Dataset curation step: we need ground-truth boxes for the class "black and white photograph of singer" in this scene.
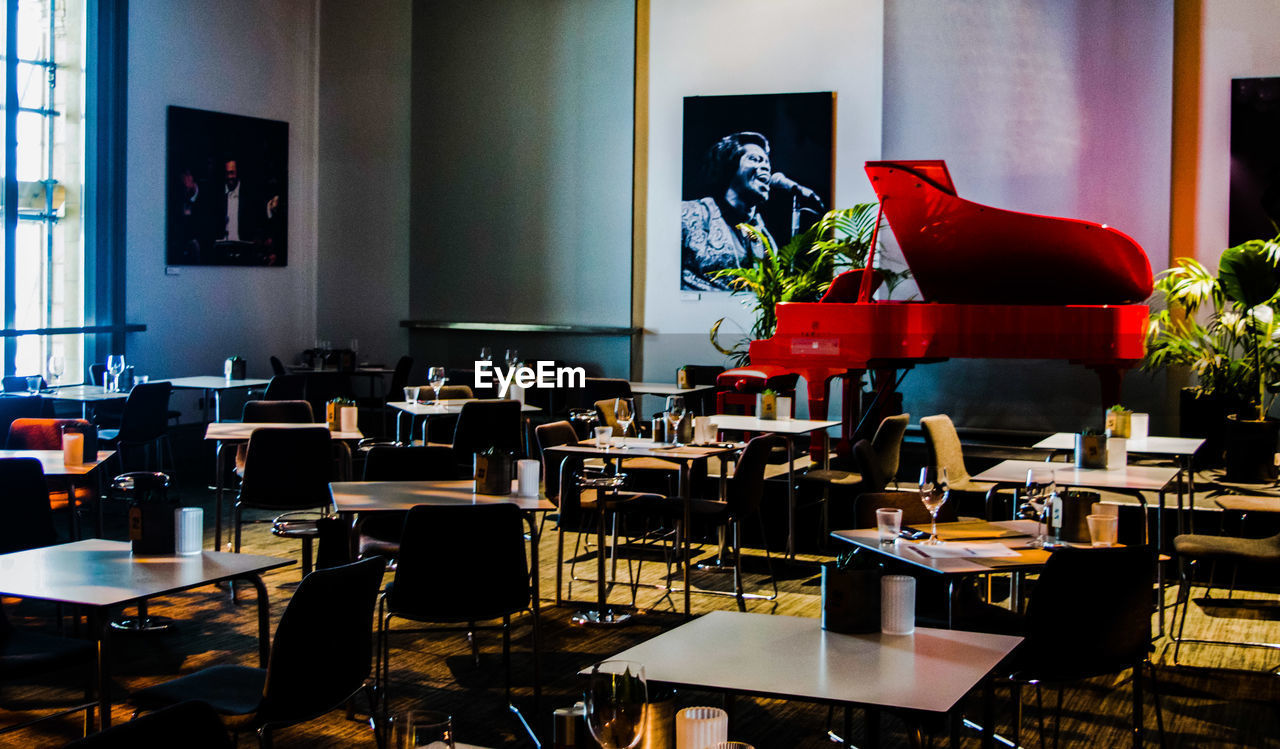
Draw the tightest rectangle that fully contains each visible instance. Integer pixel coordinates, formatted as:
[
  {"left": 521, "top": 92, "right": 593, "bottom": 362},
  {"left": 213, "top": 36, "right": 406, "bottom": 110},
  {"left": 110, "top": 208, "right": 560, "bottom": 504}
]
[{"left": 681, "top": 131, "right": 826, "bottom": 291}]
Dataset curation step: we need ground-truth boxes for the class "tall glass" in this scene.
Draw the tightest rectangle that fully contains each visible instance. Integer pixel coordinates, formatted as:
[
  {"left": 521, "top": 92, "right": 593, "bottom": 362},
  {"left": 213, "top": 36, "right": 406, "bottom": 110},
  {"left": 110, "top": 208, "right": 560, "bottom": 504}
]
[
  {"left": 918, "top": 466, "right": 949, "bottom": 544},
  {"left": 1023, "top": 467, "right": 1055, "bottom": 549},
  {"left": 614, "top": 397, "right": 635, "bottom": 441},
  {"left": 427, "top": 366, "right": 447, "bottom": 405},
  {"left": 664, "top": 395, "right": 685, "bottom": 442},
  {"left": 585, "top": 660, "right": 647, "bottom": 749},
  {"left": 106, "top": 355, "right": 126, "bottom": 392}
]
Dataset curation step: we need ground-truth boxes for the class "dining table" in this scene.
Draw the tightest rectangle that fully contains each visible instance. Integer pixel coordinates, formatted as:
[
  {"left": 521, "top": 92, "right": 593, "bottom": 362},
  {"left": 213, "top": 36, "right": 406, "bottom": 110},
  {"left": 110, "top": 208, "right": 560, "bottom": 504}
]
[
  {"left": 0, "top": 448, "right": 117, "bottom": 537},
  {"left": 158, "top": 376, "right": 271, "bottom": 422},
  {"left": 0, "top": 539, "right": 291, "bottom": 729},
  {"left": 543, "top": 437, "right": 741, "bottom": 619},
  {"left": 388, "top": 398, "right": 540, "bottom": 445},
  {"left": 42, "top": 384, "right": 129, "bottom": 419}
]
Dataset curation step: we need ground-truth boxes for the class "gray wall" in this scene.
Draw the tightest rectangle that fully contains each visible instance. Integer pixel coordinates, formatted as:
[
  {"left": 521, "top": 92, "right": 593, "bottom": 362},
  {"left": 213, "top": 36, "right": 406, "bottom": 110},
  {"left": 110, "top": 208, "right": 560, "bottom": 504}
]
[
  {"left": 408, "top": 0, "right": 636, "bottom": 376},
  {"left": 317, "top": 0, "right": 412, "bottom": 370}
]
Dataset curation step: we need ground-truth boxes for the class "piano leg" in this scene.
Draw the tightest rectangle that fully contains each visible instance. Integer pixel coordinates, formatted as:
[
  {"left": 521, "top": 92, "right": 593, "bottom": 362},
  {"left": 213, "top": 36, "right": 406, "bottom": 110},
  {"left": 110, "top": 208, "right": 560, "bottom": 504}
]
[{"left": 1088, "top": 364, "right": 1129, "bottom": 409}]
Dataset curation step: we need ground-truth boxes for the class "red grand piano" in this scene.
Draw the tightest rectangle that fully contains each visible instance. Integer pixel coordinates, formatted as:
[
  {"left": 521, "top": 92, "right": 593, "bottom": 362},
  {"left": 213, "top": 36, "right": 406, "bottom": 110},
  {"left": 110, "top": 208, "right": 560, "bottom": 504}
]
[{"left": 746, "top": 160, "right": 1153, "bottom": 449}]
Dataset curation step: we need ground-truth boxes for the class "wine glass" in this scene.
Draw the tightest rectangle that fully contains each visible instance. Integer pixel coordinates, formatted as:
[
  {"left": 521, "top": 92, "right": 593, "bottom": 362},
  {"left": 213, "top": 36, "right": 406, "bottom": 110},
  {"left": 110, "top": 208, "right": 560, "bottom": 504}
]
[
  {"left": 918, "top": 466, "right": 949, "bottom": 544},
  {"left": 427, "top": 366, "right": 447, "bottom": 406},
  {"left": 664, "top": 395, "right": 685, "bottom": 442},
  {"left": 47, "top": 355, "right": 64, "bottom": 386},
  {"left": 479, "top": 346, "right": 493, "bottom": 362},
  {"left": 1022, "top": 467, "right": 1055, "bottom": 548},
  {"left": 614, "top": 398, "right": 635, "bottom": 442},
  {"left": 106, "top": 355, "right": 126, "bottom": 393},
  {"left": 504, "top": 348, "right": 520, "bottom": 368},
  {"left": 585, "top": 660, "right": 647, "bottom": 749}
]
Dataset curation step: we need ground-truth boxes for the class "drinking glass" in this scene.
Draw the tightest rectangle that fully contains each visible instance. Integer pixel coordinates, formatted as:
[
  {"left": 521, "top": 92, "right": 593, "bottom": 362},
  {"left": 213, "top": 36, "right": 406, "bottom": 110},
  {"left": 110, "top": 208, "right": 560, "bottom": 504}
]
[
  {"left": 876, "top": 507, "right": 902, "bottom": 545},
  {"left": 585, "top": 660, "right": 647, "bottom": 749},
  {"left": 427, "top": 366, "right": 447, "bottom": 404},
  {"left": 47, "top": 355, "right": 63, "bottom": 386},
  {"left": 614, "top": 398, "right": 635, "bottom": 441},
  {"left": 1022, "top": 467, "right": 1055, "bottom": 549},
  {"left": 26, "top": 376, "right": 41, "bottom": 395},
  {"left": 404, "top": 386, "right": 420, "bottom": 405},
  {"left": 595, "top": 426, "right": 614, "bottom": 449},
  {"left": 917, "top": 466, "right": 949, "bottom": 544},
  {"left": 106, "top": 355, "right": 126, "bottom": 393},
  {"left": 390, "top": 709, "right": 454, "bottom": 749}
]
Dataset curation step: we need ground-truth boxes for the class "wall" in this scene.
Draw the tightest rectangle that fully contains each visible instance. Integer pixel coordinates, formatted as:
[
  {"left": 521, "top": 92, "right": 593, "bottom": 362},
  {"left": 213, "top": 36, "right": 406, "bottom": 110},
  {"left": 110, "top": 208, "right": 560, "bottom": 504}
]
[
  {"left": 639, "top": 0, "right": 885, "bottom": 407},
  {"left": 125, "top": 0, "right": 320, "bottom": 399},
  {"left": 879, "top": 0, "right": 1175, "bottom": 431},
  {"left": 316, "top": 0, "right": 412, "bottom": 371},
  {"left": 407, "top": 0, "right": 636, "bottom": 378}
]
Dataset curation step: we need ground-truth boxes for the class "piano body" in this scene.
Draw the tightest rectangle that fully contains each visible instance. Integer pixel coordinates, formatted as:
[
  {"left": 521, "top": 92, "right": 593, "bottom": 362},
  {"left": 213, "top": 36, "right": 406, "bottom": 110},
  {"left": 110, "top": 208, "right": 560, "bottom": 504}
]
[{"left": 747, "top": 160, "right": 1153, "bottom": 447}]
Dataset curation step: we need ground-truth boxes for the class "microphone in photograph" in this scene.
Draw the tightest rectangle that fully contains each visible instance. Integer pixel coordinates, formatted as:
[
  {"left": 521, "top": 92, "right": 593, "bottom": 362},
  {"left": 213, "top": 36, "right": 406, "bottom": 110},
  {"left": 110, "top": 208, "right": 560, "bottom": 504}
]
[{"left": 769, "top": 171, "right": 825, "bottom": 209}]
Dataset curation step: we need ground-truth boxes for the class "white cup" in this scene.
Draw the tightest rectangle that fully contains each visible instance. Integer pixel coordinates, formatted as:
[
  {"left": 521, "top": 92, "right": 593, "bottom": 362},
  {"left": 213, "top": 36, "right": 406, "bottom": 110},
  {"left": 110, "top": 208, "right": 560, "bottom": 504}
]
[
  {"left": 175, "top": 507, "right": 204, "bottom": 555},
  {"left": 876, "top": 507, "right": 902, "bottom": 545},
  {"left": 404, "top": 386, "right": 420, "bottom": 404},
  {"left": 881, "top": 575, "right": 916, "bottom": 635},
  {"left": 517, "top": 459, "right": 540, "bottom": 497},
  {"left": 1107, "top": 436, "right": 1128, "bottom": 467},
  {"left": 1087, "top": 514, "right": 1119, "bottom": 547},
  {"left": 675, "top": 706, "right": 728, "bottom": 749},
  {"left": 1130, "top": 413, "right": 1150, "bottom": 441},
  {"left": 62, "top": 432, "right": 84, "bottom": 466}
]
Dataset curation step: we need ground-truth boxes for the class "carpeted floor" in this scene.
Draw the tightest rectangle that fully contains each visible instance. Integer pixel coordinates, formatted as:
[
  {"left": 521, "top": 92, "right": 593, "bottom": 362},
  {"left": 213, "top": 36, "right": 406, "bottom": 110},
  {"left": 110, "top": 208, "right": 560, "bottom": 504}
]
[{"left": 5, "top": 476, "right": 1280, "bottom": 748}]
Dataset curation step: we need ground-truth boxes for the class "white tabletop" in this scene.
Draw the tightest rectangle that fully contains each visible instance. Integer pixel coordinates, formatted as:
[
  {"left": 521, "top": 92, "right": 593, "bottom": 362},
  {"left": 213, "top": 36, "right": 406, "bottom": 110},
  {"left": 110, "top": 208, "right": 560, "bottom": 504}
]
[
  {"left": 330, "top": 480, "right": 555, "bottom": 513},
  {"left": 0, "top": 539, "right": 292, "bottom": 607},
  {"left": 0, "top": 449, "right": 116, "bottom": 477},
  {"left": 971, "top": 459, "right": 1179, "bottom": 492},
  {"left": 389, "top": 399, "right": 541, "bottom": 416},
  {"left": 593, "top": 611, "right": 1021, "bottom": 714},
  {"left": 204, "top": 422, "right": 363, "bottom": 441},
  {"left": 546, "top": 437, "right": 740, "bottom": 461},
  {"left": 709, "top": 414, "right": 839, "bottom": 435},
  {"left": 44, "top": 385, "right": 128, "bottom": 402},
  {"left": 832, "top": 519, "right": 1057, "bottom": 575},
  {"left": 1034, "top": 432, "right": 1205, "bottom": 457},
  {"left": 161, "top": 376, "right": 271, "bottom": 391},
  {"left": 627, "top": 381, "right": 716, "bottom": 396}
]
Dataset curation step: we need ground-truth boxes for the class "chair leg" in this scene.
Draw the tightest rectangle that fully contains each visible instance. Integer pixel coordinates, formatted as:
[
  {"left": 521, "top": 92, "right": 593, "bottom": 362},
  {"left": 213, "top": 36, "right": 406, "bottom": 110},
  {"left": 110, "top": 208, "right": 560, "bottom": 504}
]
[
  {"left": 731, "top": 518, "right": 745, "bottom": 612},
  {"left": 233, "top": 502, "right": 244, "bottom": 554},
  {"left": 502, "top": 615, "right": 512, "bottom": 704},
  {"left": 1174, "top": 560, "right": 1195, "bottom": 665},
  {"left": 300, "top": 538, "right": 314, "bottom": 577},
  {"left": 366, "top": 682, "right": 386, "bottom": 749},
  {"left": 1146, "top": 661, "right": 1167, "bottom": 749},
  {"left": 757, "top": 515, "right": 780, "bottom": 602},
  {"left": 257, "top": 726, "right": 273, "bottom": 749},
  {"left": 1035, "top": 683, "right": 1046, "bottom": 749},
  {"left": 1012, "top": 681, "right": 1022, "bottom": 749},
  {"left": 1131, "top": 662, "right": 1145, "bottom": 749},
  {"left": 556, "top": 528, "right": 565, "bottom": 607},
  {"left": 469, "top": 622, "right": 481, "bottom": 666}
]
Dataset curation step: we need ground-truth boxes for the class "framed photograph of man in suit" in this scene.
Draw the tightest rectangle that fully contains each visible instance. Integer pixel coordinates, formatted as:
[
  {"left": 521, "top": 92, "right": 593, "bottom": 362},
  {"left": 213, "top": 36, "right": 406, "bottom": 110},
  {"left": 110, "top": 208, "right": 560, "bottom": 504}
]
[{"left": 166, "top": 105, "right": 289, "bottom": 267}]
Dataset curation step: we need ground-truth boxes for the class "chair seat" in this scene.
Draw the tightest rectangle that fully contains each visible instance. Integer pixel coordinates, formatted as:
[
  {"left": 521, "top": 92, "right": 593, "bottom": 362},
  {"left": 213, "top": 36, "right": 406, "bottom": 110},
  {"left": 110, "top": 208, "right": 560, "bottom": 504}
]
[
  {"left": 618, "top": 457, "right": 681, "bottom": 472},
  {"left": 360, "top": 536, "right": 401, "bottom": 559},
  {"left": 98, "top": 428, "right": 119, "bottom": 442},
  {"left": 130, "top": 664, "right": 266, "bottom": 718},
  {"left": 0, "top": 629, "right": 95, "bottom": 679},
  {"left": 272, "top": 519, "right": 321, "bottom": 539},
  {"left": 1173, "top": 532, "right": 1280, "bottom": 563},
  {"left": 802, "top": 468, "right": 863, "bottom": 487}
]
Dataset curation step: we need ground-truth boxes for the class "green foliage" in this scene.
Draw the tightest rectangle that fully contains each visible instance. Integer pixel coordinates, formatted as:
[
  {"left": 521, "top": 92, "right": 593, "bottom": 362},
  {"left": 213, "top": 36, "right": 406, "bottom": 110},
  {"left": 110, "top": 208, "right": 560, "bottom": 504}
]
[
  {"left": 1108, "top": 404, "right": 1129, "bottom": 413},
  {"left": 1144, "top": 232, "right": 1280, "bottom": 420},
  {"left": 709, "top": 203, "right": 911, "bottom": 365}
]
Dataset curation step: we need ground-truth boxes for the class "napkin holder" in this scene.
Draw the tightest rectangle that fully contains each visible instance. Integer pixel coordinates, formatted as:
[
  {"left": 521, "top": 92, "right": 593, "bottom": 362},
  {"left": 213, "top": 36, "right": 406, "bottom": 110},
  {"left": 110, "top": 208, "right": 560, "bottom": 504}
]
[
  {"left": 116, "top": 473, "right": 177, "bottom": 555},
  {"left": 1057, "top": 490, "right": 1101, "bottom": 544},
  {"left": 1074, "top": 432, "right": 1108, "bottom": 469},
  {"left": 475, "top": 448, "right": 513, "bottom": 495},
  {"left": 821, "top": 560, "right": 881, "bottom": 634},
  {"left": 224, "top": 356, "right": 247, "bottom": 380}
]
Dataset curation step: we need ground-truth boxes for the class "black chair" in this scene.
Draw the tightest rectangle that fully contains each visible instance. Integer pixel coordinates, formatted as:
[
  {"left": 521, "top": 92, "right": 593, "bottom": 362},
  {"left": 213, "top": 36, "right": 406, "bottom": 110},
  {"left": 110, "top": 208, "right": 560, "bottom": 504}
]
[
  {"left": 232, "top": 400, "right": 315, "bottom": 478},
  {"left": 376, "top": 504, "right": 539, "bottom": 720},
  {"left": 1, "top": 375, "right": 44, "bottom": 393},
  {"left": 356, "top": 445, "right": 459, "bottom": 559},
  {"left": 234, "top": 427, "right": 338, "bottom": 576},
  {"left": 4, "top": 423, "right": 95, "bottom": 539},
  {"left": 444, "top": 399, "right": 522, "bottom": 473},
  {"left": 128, "top": 557, "right": 385, "bottom": 749},
  {"left": 0, "top": 457, "right": 58, "bottom": 554},
  {"left": 997, "top": 546, "right": 1164, "bottom": 749},
  {"left": 98, "top": 382, "right": 174, "bottom": 474},
  {"left": 65, "top": 700, "right": 232, "bottom": 749},
  {"left": 0, "top": 394, "right": 51, "bottom": 444},
  {"left": 672, "top": 434, "right": 782, "bottom": 609},
  {"left": 1171, "top": 528, "right": 1280, "bottom": 664},
  {"left": 269, "top": 356, "right": 288, "bottom": 376},
  {"left": 0, "top": 604, "right": 96, "bottom": 738},
  {"left": 412, "top": 384, "right": 474, "bottom": 445},
  {"left": 577, "top": 378, "right": 631, "bottom": 410},
  {"left": 300, "top": 372, "right": 356, "bottom": 426},
  {"left": 679, "top": 364, "right": 724, "bottom": 416},
  {"left": 263, "top": 374, "right": 308, "bottom": 402}
]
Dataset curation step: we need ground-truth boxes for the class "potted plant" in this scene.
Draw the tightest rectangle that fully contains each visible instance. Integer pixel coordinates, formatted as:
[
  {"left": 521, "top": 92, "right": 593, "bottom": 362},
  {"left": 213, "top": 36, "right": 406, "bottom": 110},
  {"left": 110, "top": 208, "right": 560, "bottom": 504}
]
[
  {"left": 1144, "top": 231, "right": 1280, "bottom": 478},
  {"left": 757, "top": 388, "right": 778, "bottom": 420},
  {"left": 1105, "top": 404, "right": 1132, "bottom": 438},
  {"left": 709, "top": 204, "right": 911, "bottom": 366}
]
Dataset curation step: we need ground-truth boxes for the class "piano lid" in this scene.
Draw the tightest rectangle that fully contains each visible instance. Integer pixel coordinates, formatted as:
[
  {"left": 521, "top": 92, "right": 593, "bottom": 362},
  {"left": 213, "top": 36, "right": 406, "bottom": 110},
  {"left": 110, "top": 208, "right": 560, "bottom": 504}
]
[{"left": 865, "top": 160, "right": 1153, "bottom": 306}]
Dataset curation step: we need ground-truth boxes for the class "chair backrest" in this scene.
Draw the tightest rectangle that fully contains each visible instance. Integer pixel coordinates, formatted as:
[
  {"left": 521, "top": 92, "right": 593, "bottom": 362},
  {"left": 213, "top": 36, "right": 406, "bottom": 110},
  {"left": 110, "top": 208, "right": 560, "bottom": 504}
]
[
  {"left": 88, "top": 363, "right": 106, "bottom": 388},
  {"left": 1, "top": 375, "right": 43, "bottom": 393},
  {"left": 433, "top": 384, "right": 474, "bottom": 400},
  {"left": 850, "top": 439, "right": 889, "bottom": 492},
  {"left": 6, "top": 417, "right": 97, "bottom": 455},
  {"left": 269, "top": 355, "right": 288, "bottom": 376},
  {"left": 726, "top": 434, "right": 784, "bottom": 517},
  {"left": 579, "top": 378, "right": 631, "bottom": 409},
  {"left": 301, "top": 372, "right": 355, "bottom": 423},
  {"left": 534, "top": 420, "right": 580, "bottom": 505},
  {"left": 920, "top": 414, "right": 972, "bottom": 484},
  {"left": 0, "top": 396, "right": 51, "bottom": 445},
  {"left": 363, "top": 445, "right": 458, "bottom": 480},
  {"left": 594, "top": 397, "right": 638, "bottom": 437},
  {"left": 452, "top": 399, "right": 522, "bottom": 455},
  {"left": 239, "top": 427, "right": 335, "bottom": 510},
  {"left": 387, "top": 355, "right": 414, "bottom": 396},
  {"left": 242, "top": 399, "right": 314, "bottom": 424},
  {"left": 64, "top": 700, "right": 232, "bottom": 749},
  {"left": 870, "top": 413, "right": 910, "bottom": 482},
  {"left": 256, "top": 556, "right": 385, "bottom": 726},
  {"left": 117, "top": 382, "right": 173, "bottom": 443},
  {"left": 389, "top": 503, "right": 529, "bottom": 621},
  {"left": 853, "top": 490, "right": 958, "bottom": 528},
  {"left": 1021, "top": 546, "right": 1155, "bottom": 679},
  {"left": 264, "top": 374, "right": 308, "bottom": 402},
  {"left": 0, "top": 457, "right": 56, "bottom": 554}
]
